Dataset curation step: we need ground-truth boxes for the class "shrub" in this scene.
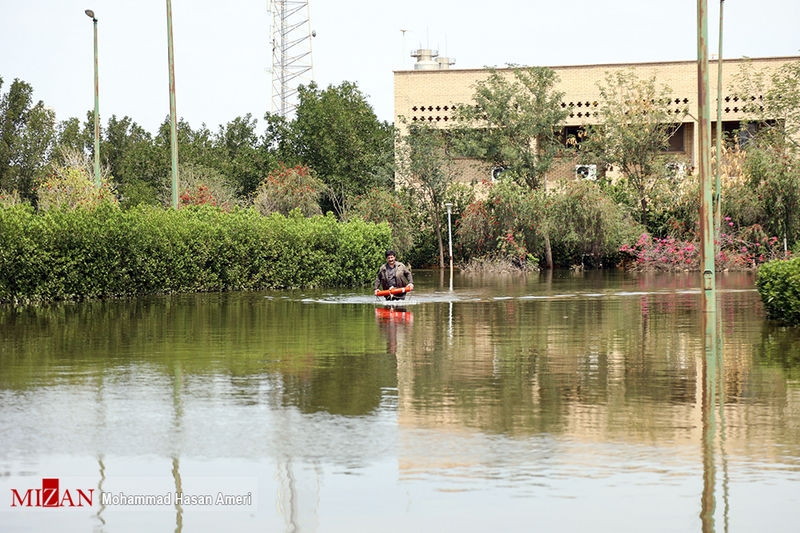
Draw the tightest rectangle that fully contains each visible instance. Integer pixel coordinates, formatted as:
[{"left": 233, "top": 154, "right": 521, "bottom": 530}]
[
  {"left": 546, "top": 179, "right": 642, "bottom": 267},
  {"left": 456, "top": 179, "right": 639, "bottom": 267},
  {"left": 0, "top": 204, "right": 390, "bottom": 303},
  {"left": 36, "top": 165, "right": 118, "bottom": 211},
  {"left": 174, "top": 164, "right": 239, "bottom": 210},
  {"left": 619, "top": 222, "right": 788, "bottom": 271},
  {"left": 0, "top": 189, "right": 24, "bottom": 207},
  {"left": 252, "top": 163, "right": 322, "bottom": 217},
  {"left": 756, "top": 257, "right": 800, "bottom": 325},
  {"left": 455, "top": 180, "right": 540, "bottom": 263}
]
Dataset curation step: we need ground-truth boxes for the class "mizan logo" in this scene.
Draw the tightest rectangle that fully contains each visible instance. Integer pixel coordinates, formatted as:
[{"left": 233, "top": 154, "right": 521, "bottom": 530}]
[{"left": 10, "top": 478, "right": 94, "bottom": 508}]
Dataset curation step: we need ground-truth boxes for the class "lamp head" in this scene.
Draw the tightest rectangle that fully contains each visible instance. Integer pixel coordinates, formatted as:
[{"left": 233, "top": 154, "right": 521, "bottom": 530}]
[{"left": 85, "top": 9, "right": 96, "bottom": 19}]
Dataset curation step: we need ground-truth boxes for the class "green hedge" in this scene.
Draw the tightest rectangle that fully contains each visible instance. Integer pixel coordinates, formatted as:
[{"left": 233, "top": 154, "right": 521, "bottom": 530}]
[
  {"left": 0, "top": 204, "right": 390, "bottom": 303},
  {"left": 756, "top": 256, "right": 800, "bottom": 325}
]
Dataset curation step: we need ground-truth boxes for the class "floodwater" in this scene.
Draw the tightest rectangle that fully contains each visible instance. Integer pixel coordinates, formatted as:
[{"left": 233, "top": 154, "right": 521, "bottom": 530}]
[{"left": 1, "top": 270, "right": 799, "bottom": 532}]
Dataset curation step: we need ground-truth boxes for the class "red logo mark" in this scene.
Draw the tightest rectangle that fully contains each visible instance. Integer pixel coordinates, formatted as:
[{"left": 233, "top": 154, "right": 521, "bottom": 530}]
[{"left": 10, "top": 478, "right": 93, "bottom": 508}]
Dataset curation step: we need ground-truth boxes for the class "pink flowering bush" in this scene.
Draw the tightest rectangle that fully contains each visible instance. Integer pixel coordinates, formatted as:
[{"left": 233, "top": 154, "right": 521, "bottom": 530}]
[{"left": 619, "top": 218, "right": 789, "bottom": 271}]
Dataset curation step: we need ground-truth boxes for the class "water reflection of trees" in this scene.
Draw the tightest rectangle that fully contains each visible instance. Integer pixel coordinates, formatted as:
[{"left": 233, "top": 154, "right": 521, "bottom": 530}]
[
  {"left": 1, "top": 282, "right": 799, "bottom": 443},
  {"left": 394, "top": 290, "right": 800, "bottom": 446},
  {"left": 0, "top": 294, "right": 396, "bottom": 416}
]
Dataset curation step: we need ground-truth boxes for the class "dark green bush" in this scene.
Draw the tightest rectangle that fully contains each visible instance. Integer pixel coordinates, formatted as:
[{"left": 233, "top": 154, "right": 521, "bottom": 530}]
[
  {"left": 756, "top": 257, "right": 800, "bottom": 325},
  {"left": 0, "top": 204, "right": 389, "bottom": 303}
]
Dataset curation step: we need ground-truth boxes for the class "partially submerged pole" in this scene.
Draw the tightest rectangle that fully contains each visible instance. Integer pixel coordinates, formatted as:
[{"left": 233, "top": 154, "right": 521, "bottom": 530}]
[{"left": 698, "top": 0, "right": 716, "bottom": 302}]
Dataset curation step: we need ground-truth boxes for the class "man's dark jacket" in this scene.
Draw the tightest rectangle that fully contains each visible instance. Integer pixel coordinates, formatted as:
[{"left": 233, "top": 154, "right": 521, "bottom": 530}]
[{"left": 374, "top": 261, "right": 413, "bottom": 291}]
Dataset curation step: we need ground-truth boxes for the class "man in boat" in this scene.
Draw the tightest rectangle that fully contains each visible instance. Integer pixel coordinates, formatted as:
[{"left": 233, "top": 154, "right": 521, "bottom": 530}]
[{"left": 374, "top": 250, "right": 414, "bottom": 300}]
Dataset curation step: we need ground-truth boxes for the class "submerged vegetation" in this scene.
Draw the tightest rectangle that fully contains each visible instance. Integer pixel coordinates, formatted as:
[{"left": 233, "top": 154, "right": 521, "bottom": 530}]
[{"left": 0, "top": 202, "right": 388, "bottom": 303}]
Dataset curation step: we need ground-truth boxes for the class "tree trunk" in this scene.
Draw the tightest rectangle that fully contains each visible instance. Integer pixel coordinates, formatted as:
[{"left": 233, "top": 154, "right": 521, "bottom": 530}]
[
  {"left": 434, "top": 213, "right": 445, "bottom": 268},
  {"left": 543, "top": 230, "right": 553, "bottom": 269},
  {"left": 640, "top": 188, "right": 648, "bottom": 227}
]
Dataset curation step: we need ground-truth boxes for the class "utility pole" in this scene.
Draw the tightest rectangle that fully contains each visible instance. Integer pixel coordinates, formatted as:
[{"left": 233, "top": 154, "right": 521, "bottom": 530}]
[
  {"left": 698, "top": 0, "right": 716, "bottom": 304},
  {"left": 714, "top": 0, "right": 725, "bottom": 245},
  {"left": 166, "top": 0, "right": 179, "bottom": 208}
]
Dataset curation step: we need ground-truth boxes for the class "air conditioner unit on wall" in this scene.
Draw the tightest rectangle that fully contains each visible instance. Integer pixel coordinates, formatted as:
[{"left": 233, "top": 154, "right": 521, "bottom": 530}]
[
  {"left": 575, "top": 164, "right": 597, "bottom": 180},
  {"left": 665, "top": 161, "right": 687, "bottom": 179},
  {"left": 491, "top": 166, "right": 506, "bottom": 182}
]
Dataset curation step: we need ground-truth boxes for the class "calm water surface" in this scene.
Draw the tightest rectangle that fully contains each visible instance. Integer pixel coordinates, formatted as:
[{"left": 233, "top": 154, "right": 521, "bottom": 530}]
[{"left": 1, "top": 270, "right": 799, "bottom": 532}]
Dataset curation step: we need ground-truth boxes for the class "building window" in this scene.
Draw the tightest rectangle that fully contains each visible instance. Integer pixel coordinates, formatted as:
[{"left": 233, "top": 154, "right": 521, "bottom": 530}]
[
  {"left": 561, "top": 126, "right": 587, "bottom": 147},
  {"left": 666, "top": 124, "right": 685, "bottom": 152}
]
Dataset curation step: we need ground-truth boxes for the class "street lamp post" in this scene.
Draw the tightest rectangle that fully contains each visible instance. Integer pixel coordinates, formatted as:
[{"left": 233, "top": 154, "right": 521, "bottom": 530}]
[
  {"left": 166, "top": 0, "right": 180, "bottom": 209},
  {"left": 85, "top": 9, "right": 100, "bottom": 185},
  {"left": 445, "top": 202, "right": 453, "bottom": 291}
]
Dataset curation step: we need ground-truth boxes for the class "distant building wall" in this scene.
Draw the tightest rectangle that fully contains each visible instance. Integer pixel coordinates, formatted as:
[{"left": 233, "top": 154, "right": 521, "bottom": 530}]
[{"left": 394, "top": 56, "right": 799, "bottom": 185}]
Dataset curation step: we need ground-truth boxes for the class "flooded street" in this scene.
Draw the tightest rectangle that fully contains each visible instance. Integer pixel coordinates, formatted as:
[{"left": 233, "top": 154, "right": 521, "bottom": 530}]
[{"left": 1, "top": 270, "right": 799, "bottom": 532}]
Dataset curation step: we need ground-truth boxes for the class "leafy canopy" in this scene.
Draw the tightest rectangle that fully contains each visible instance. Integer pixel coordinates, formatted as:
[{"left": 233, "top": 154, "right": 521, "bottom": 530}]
[{"left": 454, "top": 66, "right": 568, "bottom": 189}]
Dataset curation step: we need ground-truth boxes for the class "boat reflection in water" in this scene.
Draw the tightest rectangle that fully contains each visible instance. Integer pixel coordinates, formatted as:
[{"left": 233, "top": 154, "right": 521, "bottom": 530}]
[{"left": 375, "top": 306, "right": 413, "bottom": 356}]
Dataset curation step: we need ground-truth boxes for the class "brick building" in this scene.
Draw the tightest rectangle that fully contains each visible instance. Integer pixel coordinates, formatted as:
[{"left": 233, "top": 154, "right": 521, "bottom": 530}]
[{"left": 394, "top": 52, "right": 799, "bottom": 185}]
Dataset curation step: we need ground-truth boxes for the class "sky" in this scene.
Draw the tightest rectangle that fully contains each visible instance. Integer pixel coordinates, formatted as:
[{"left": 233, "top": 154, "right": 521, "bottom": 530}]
[{"left": 1, "top": 0, "right": 798, "bottom": 135}]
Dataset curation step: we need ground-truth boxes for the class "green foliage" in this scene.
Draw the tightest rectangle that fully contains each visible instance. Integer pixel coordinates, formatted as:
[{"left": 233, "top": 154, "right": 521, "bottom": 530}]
[
  {"left": 583, "top": 70, "right": 687, "bottom": 227},
  {"left": 349, "top": 187, "right": 415, "bottom": 259},
  {"left": 0, "top": 204, "right": 390, "bottom": 302},
  {"left": 117, "top": 179, "right": 160, "bottom": 208},
  {"left": 36, "top": 164, "right": 118, "bottom": 211},
  {"left": 756, "top": 257, "right": 800, "bottom": 325},
  {"left": 456, "top": 178, "right": 640, "bottom": 267},
  {"left": 646, "top": 165, "right": 699, "bottom": 240},
  {"left": 456, "top": 180, "right": 538, "bottom": 261},
  {"left": 0, "top": 77, "right": 57, "bottom": 200},
  {"left": 396, "top": 123, "right": 459, "bottom": 266},
  {"left": 741, "top": 136, "right": 800, "bottom": 246},
  {"left": 252, "top": 163, "right": 323, "bottom": 217},
  {"left": 546, "top": 179, "right": 643, "bottom": 266},
  {"left": 175, "top": 163, "right": 239, "bottom": 210},
  {"left": 0, "top": 188, "right": 23, "bottom": 207},
  {"left": 453, "top": 66, "right": 568, "bottom": 189},
  {"left": 291, "top": 81, "right": 394, "bottom": 215},
  {"left": 215, "top": 114, "right": 275, "bottom": 197}
]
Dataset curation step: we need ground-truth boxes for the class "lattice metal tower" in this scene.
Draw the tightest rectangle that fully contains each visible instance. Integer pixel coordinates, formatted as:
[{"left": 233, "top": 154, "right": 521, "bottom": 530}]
[{"left": 268, "top": 0, "right": 314, "bottom": 117}]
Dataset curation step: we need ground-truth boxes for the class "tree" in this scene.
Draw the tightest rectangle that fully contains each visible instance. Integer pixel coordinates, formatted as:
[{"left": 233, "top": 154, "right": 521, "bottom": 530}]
[
  {"left": 54, "top": 117, "right": 91, "bottom": 159},
  {"left": 731, "top": 59, "right": 800, "bottom": 248},
  {"left": 0, "top": 77, "right": 56, "bottom": 199},
  {"left": 454, "top": 66, "right": 568, "bottom": 190},
  {"left": 291, "top": 81, "right": 393, "bottom": 216},
  {"left": 396, "top": 123, "right": 457, "bottom": 267},
  {"left": 454, "top": 66, "right": 569, "bottom": 267},
  {"left": 733, "top": 58, "right": 800, "bottom": 149},
  {"left": 583, "top": 70, "right": 687, "bottom": 227},
  {"left": 214, "top": 114, "right": 275, "bottom": 197}
]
